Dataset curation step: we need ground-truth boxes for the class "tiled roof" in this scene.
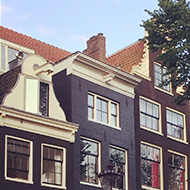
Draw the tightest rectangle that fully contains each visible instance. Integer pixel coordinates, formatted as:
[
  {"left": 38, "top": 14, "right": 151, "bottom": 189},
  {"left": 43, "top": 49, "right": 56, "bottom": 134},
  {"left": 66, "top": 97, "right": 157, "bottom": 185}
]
[
  {"left": 0, "top": 65, "right": 21, "bottom": 105},
  {"left": 106, "top": 40, "right": 145, "bottom": 73},
  {"left": 0, "top": 26, "right": 71, "bottom": 62}
]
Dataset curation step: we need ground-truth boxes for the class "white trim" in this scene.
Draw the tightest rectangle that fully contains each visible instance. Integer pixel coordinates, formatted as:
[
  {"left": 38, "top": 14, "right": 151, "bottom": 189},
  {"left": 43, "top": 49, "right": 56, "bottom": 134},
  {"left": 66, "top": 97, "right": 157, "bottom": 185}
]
[
  {"left": 154, "top": 62, "right": 173, "bottom": 95},
  {"left": 139, "top": 96, "right": 162, "bottom": 135},
  {"left": 80, "top": 137, "right": 101, "bottom": 186},
  {"left": 141, "top": 141, "right": 164, "bottom": 190},
  {"left": 166, "top": 107, "right": 187, "bottom": 143},
  {"left": 41, "top": 143, "right": 66, "bottom": 189},
  {"left": 53, "top": 52, "right": 141, "bottom": 99},
  {"left": 167, "top": 150, "right": 188, "bottom": 190},
  {"left": 109, "top": 145, "right": 128, "bottom": 190},
  {"left": 88, "top": 92, "right": 120, "bottom": 128},
  {"left": 4, "top": 135, "right": 33, "bottom": 184},
  {"left": 0, "top": 105, "right": 78, "bottom": 143}
]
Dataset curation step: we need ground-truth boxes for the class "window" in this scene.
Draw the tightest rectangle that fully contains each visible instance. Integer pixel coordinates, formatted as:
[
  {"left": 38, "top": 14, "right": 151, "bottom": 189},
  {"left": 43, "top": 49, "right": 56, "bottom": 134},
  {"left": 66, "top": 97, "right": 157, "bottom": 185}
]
[
  {"left": 0, "top": 44, "right": 28, "bottom": 71},
  {"left": 5, "top": 136, "right": 33, "bottom": 183},
  {"left": 25, "top": 78, "right": 49, "bottom": 116},
  {"left": 154, "top": 63, "right": 170, "bottom": 92},
  {"left": 41, "top": 144, "right": 66, "bottom": 188},
  {"left": 140, "top": 97, "right": 161, "bottom": 133},
  {"left": 168, "top": 151, "right": 186, "bottom": 190},
  {"left": 166, "top": 108, "right": 185, "bottom": 141},
  {"left": 109, "top": 146, "right": 126, "bottom": 189},
  {"left": 80, "top": 138, "right": 100, "bottom": 184},
  {"left": 141, "top": 143, "right": 161, "bottom": 189},
  {"left": 88, "top": 92, "right": 119, "bottom": 127}
]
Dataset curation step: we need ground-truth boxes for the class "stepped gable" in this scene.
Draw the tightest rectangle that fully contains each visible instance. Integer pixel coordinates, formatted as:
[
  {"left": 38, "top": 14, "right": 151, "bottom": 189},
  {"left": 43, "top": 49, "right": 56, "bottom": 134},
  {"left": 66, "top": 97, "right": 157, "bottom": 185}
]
[
  {"left": 0, "top": 65, "right": 21, "bottom": 105},
  {"left": 0, "top": 26, "right": 71, "bottom": 62},
  {"left": 106, "top": 40, "right": 145, "bottom": 73}
]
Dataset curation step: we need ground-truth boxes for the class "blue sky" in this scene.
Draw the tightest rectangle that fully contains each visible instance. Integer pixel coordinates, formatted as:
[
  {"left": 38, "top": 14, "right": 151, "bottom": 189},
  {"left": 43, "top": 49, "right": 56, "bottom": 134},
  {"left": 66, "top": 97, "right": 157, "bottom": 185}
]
[{"left": 1, "top": 0, "right": 158, "bottom": 55}]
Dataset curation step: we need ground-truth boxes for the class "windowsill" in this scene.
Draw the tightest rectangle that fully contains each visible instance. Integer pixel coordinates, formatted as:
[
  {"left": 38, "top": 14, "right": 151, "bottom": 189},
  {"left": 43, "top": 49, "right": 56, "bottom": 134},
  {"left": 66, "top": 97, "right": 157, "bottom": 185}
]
[
  {"left": 80, "top": 181, "right": 102, "bottom": 188},
  {"left": 140, "top": 126, "right": 163, "bottom": 136},
  {"left": 5, "top": 176, "right": 33, "bottom": 184},
  {"left": 88, "top": 118, "right": 121, "bottom": 130},
  {"left": 154, "top": 86, "right": 173, "bottom": 96},
  {"left": 141, "top": 185, "right": 161, "bottom": 190},
  {"left": 41, "top": 183, "right": 66, "bottom": 189},
  {"left": 167, "top": 135, "right": 188, "bottom": 144}
]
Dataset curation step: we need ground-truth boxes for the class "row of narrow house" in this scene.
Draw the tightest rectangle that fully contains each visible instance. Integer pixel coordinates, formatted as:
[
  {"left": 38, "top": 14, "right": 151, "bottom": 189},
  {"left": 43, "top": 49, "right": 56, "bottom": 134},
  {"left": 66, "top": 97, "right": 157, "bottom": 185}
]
[{"left": 0, "top": 26, "right": 189, "bottom": 190}]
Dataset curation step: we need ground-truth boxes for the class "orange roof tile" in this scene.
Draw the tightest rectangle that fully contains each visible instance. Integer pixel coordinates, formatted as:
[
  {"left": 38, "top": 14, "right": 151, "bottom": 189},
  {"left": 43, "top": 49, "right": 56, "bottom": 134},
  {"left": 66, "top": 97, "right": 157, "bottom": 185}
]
[
  {"left": 0, "top": 26, "right": 71, "bottom": 62},
  {"left": 106, "top": 40, "right": 145, "bottom": 73}
]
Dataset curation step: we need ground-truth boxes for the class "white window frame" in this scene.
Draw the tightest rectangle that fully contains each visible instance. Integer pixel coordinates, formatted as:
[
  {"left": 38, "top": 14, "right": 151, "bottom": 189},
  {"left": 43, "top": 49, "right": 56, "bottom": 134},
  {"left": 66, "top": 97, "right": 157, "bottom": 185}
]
[
  {"left": 25, "top": 76, "right": 49, "bottom": 116},
  {"left": 88, "top": 92, "right": 120, "bottom": 128},
  {"left": 166, "top": 107, "right": 187, "bottom": 143},
  {"left": 141, "top": 141, "right": 163, "bottom": 190},
  {"left": 168, "top": 150, "right": 188, "bottom": 190},
  {"left": 80, "top": 137, "right": 101, "bottom": 188},
  {"left": 109, "top": 145, "right": 128, "bottom": 190},
  {"left": 41, "top": 143, "right": 66, "bottom": 189},
  {"left": 139, "top": 96, "right": 162, "bottom": 135},
  {"left": 4, "top": 135, "right": 33, "bottom": 184},
  {"left": 154, "top": 62, "right": 173, "bottom": 95}
]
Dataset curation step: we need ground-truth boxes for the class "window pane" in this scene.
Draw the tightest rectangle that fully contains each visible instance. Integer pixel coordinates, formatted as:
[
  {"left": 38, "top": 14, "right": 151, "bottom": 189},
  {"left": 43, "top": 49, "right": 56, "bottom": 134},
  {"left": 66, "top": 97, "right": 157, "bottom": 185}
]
[
  {"left": 80, "top": 139, "right": 98, "bottom": 184},
  {"left": 25, "top": 78, "right": 38, "bottom": 113},
  {"left": 141, "top": 144, "right": 160, "bottom": 188},
  {"left": 7, "top": 137, "right": 30, "bottom": 180},
  {"left": 1, "top": 45, "right": 5, "bottom": 70},
  {"left": 88, "top": 94, "right": 94, "bottom": 107},
  {"left": 42, "top": 146, "right": 63, "bottom": 186},
  {"left": 40, "top": 82, "right": 49, "bottom": 116},
  {"left": 8, "top": 47, "right": 17, "bottom": 63}
]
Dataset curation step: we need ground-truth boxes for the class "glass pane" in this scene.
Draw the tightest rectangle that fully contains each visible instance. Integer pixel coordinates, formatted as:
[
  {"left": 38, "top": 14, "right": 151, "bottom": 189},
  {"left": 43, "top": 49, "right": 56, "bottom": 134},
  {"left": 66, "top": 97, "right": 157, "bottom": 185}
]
[
  {"left": 140, "top": 113, "right": 145, "bottom": 126},
  {"left": 49, "top": 148, "right": 55, "bottom": 159},
  {"left": 55, "top": 149, "right": 62, "bottom": 161},
  {"left": 167, "top": 110, "right": 172, "bottom": 123},
  {"left": 55, "top": 162, "right": 61, "bottom": 172},
  {"left": 88, "top": 94, "right": 94, "bottom": 107},
  {"left": 25, "top": 78, "right": 38, "bottom": 113},
  {"left": 146, "top": 116, "right": 151, "bottom": 129},
  {"left": 80, "top": 139, "right": 98, "bottom": 155},
  {"left": 49, "top": 161, "right": 55, "bottom": 172},
  {"left": 140, "top": 99, "right": 146, "bottom": 112},
  {"left": 147, "top": 102, "right": 152, "bottom": 115},
  {"left": 102, "top": 100, "right": 107, "bottom": 112},
  {"left": 153, "top": 104, "right": 158, "bottom": 117},
  {"left": 8, "top": 47, "right": 17, "bottom": 63},
  {"left": 97, "top": 99, "right": 101, "bottom": 110},
  {"left": 43, "top": 147, "right": 48, "bottom": 158},
  {"left": 111, "top": 115, "right": 116, "bottom": 126},
  {"left": 40, "top": 82, "right": 49, "bottom": 116},
  {"left": 152, "top": 118, "right": 158, "bottom": 131},
  {"left": 111, "top": 103, "right": 116, "bottom": 115},
  {"left": 97, "top": 110, "right": 101, "bottom": 122},
  {"left": 102, "top": 112, "right": 107, "bottom": 123},
  {"left": 1, "top": 45, "right": 5, "bottom": 70},
  {"left": 55, "top": 173, "right": 62, "bottom": 185},
  {"left": 88, "top": 107, "right": 93, "bottom": 119}
]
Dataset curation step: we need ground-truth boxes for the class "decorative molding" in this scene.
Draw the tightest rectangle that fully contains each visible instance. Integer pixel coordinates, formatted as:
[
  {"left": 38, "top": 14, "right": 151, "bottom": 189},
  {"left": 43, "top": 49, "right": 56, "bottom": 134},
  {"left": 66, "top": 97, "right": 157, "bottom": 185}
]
[{"left": 0, "top": 105, "right": 78, "bottom": 143}]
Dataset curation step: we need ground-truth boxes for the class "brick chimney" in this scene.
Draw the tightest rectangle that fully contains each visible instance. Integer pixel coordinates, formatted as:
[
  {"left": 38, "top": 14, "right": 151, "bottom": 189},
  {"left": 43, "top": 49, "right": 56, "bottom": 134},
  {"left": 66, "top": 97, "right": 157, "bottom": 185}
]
[{"left": 83, "top": 33, "right": 106, "bottom": 62}]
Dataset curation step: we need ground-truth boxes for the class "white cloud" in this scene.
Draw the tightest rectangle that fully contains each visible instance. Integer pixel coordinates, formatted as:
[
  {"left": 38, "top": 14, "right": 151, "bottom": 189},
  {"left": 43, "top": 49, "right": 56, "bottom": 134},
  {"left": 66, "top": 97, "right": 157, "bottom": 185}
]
[
  {"left": 67, "top": 34, "right": 88, "bottom": 43},
  {"left": 35, "top": 25, "right": 54, "bottom": 36},
  {"left": 0, "top": 5, "right": 12, "bottom": 15}
]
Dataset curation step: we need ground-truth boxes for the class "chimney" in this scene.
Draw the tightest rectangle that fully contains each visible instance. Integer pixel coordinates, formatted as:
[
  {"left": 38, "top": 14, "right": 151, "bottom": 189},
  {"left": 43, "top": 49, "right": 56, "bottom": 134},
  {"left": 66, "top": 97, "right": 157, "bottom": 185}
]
[
  {"left": 83, "top": 33, "right": 106, "bottom": 62},
  {"left": 9, "top": 51, "right": 24, "bottom": 70}
]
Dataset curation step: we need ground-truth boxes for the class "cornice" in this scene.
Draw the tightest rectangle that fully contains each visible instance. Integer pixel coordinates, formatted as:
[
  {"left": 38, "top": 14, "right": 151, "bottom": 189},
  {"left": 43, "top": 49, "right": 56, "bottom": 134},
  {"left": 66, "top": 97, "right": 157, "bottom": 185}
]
[{"left": 0, "top": 105, "right": 78, "bottom": 143}]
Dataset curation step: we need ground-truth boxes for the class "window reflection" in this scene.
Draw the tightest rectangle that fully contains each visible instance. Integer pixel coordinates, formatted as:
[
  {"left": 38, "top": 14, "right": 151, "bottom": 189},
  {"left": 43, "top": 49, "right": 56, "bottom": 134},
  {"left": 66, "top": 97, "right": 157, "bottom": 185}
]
[{"left": 80, "top": 138, "right": 98, "bottom": 184}]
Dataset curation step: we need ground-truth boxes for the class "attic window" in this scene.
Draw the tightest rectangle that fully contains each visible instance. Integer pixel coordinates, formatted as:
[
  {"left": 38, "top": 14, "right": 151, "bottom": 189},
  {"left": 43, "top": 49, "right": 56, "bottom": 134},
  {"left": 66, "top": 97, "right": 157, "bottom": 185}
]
[{"left": 25, "top": 78, "right": 49, "bottom": 116}]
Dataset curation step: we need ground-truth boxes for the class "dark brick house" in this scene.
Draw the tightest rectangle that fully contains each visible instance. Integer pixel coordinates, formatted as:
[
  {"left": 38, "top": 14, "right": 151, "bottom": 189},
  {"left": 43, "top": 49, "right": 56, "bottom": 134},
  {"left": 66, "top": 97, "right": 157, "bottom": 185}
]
[
  {"left": 106, "top": 41, "right": 190, "bottom": 190},
  {"left": 52, "top": 33, "right": 141, "bottom": 190}
]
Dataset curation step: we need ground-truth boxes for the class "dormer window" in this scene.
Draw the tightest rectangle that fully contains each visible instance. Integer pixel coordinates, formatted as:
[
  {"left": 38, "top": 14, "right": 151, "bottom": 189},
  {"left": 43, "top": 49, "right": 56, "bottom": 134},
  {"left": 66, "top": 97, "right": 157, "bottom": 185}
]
[{"left": 25, "top": 78, "right": 49, "bottom": 116}]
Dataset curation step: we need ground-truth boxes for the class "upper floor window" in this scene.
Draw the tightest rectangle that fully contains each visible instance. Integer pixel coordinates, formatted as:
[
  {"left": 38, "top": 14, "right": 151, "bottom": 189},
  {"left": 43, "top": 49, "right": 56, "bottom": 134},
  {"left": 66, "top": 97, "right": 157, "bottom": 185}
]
[
  {"left": 168, "top": 151, "right": 186, "bottom": 190},
  {"left": 88, "top": 92, "right": 119, "bottom": 128},
  {"left": 5, "top": 135, "right": 33, "bottom": 183},
  {"left": 154, "top": 63, "right": 170, "bottom": 92},
  {"left": 80, "top": 137, "right": 100, "bottom": 185},
  {"left": 109, "top": 146, "right": 126, "bottom": 190},
  {"left": 41, "top": 144, "right": 66, "bottom": 188},
  {"left": 166, "top": 108, "right": 185, "bottom": 141},
  {"left": 141, "top": 143, "right": 162, "bottom": 189},
  {"left": 0, "top": 44, "right": 27, "bottom": 71},
  {"left": 25, "top": 78, "right": 49, "bottom": 116},
  {"left": 140, "top": 97, "right": 161, "bottom": 133}
]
